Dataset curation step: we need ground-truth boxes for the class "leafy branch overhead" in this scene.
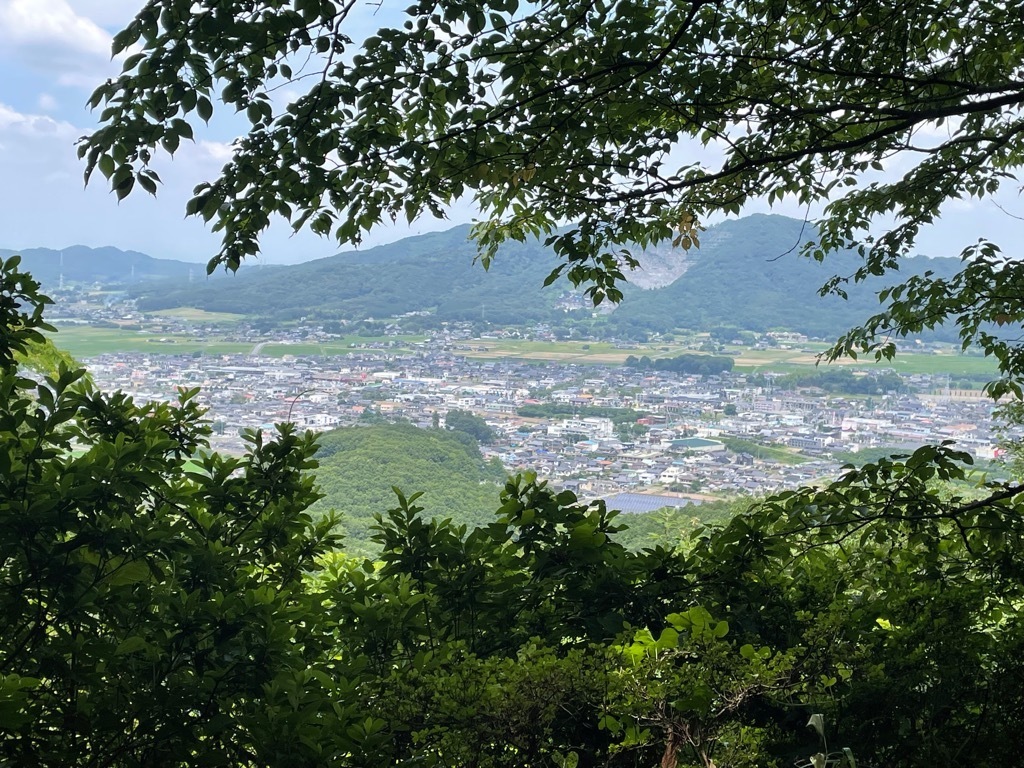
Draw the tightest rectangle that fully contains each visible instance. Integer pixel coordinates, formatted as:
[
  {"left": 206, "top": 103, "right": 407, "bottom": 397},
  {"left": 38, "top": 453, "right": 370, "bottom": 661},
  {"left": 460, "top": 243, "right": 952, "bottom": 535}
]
[{"left": 80, "top": 0, "right": 1024, "bottom": 323}]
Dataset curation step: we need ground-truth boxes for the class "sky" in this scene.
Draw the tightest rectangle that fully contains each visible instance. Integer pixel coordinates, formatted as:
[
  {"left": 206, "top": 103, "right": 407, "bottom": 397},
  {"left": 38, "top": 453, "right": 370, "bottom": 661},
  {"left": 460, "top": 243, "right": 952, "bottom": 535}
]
[
  {"left": 0, "top": 0, "right": 474, "bottom": 265},
  {"left": 1, "top": 0, "right": 1022, "bottom": 267}
]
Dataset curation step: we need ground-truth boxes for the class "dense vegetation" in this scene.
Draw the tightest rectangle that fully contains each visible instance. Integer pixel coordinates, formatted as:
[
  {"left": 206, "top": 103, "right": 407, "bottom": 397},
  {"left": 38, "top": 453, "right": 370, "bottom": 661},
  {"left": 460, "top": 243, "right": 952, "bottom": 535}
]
[
  {"left": 0, "top": 259, "right": 341, "bottom": 765},
  {"left": 444, "top": 408, "right": 497, "bottom": 444},
  {"left": 771, "top": 368, "right": 908, "bottom": 395},
  {"left": 19, "top": 0, "right": 1024, "bottom": 764},
  {"left": 604, "top": 217, "right": 959, "bottom": 340},
  {"left": 9, "top": 257, "right": 1024, "bottom": 766},
  {"left": 624, "top": 352, "right": 735, "bottom": 375},
  {"left": 133, "top": 225, "right": 571, "bottom": 325},
  {"left": 517, "top": 403, "right": 648, "bottom": 426},
  {"left": 311, "top": 423, "right": 505, "bottom": 555},
  {"left": 610, "top": 498, "right": 754, "bottom": 551}
]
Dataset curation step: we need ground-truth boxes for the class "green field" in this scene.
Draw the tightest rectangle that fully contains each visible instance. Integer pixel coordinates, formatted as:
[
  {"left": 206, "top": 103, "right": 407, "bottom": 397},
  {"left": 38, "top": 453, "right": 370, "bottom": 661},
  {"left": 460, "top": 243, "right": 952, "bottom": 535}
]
[
  {"left": 47, "top": 326, "right": 426, "bottom": 359},
  {"left": 718, "top": 436, "right": 810, "bottom": 465},
  {"left": 47, "top": 326, "right": 252, "bottom": 357},
  {"left": 463, "top": 339, "right": 680, "bottom": 363},
  {"left": 463, "top": 338, "right": 1000, "bottom": 377},
  {"left": 728, "top": 344, "right": 999, "bottom": 377},
  {"left": 145, "top": 308, "right": 247, "bottom": 323},
  {"left": 47, "top": 324, "right": 1000, "bottom": 379}
]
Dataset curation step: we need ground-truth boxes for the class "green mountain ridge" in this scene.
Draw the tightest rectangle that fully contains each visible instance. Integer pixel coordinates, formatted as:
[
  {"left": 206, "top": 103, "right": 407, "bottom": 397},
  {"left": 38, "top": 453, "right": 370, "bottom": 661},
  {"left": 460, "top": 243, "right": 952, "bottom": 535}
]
[
  {"left": 21, "top": 215, "right": 965, "bottom": 338},
  {"left": 607, "top": 214, "right": 963, "bottom": 338},
  {"left": 133, "top": 225, "right": 566, "bottom": 324},
  {"left": 132, "top": 215, "right": 964, "bottom": 336}
]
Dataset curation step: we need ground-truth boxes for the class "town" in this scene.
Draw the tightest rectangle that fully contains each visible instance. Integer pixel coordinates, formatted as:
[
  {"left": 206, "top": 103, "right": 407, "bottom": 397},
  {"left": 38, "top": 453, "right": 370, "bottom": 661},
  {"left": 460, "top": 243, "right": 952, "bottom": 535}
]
[{"left": 65, "top": 292, "right": 1006, "bottom": 513}]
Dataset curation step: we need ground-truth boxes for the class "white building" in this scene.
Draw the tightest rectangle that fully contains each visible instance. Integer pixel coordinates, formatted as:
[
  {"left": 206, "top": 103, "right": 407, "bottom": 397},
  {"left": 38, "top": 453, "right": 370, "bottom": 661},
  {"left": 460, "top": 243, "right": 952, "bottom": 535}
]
[{"left": 547, "top": 417, "right": 615, "bottom": 440}]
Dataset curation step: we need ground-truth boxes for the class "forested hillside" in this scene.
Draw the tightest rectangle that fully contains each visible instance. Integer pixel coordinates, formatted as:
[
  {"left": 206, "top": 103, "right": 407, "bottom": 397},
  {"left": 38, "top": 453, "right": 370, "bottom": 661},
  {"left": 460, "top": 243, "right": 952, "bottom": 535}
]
[
  {"left": 311, "top": 423, "right": 506, "bottom": 553},
  {"left": 132, "top": 215, "right": 963, "bottom": 338},
  {"left": 134, "top": 225, "right": 567, "bottom": 324},
  {"left": 16, "top": 0, "right": 1024, "bottom": 763},
  {"left": 8, "top": 254, "right": 1024, "bottom": 767},
  {"left": 606, "top": 215, "right": 962, "bottom": 338}
]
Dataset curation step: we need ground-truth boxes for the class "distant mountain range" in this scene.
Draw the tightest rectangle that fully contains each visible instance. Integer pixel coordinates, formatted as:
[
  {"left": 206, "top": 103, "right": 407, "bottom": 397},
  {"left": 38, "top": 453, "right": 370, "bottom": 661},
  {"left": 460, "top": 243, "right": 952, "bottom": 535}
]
[
  {"left": 6, "top": 215, "right": 966, "bottom": 338},
  {"left": 0, "top": 245, "right": 206, "bottom": 288},
  {"left": 131, "top": 225, "right": 567, "bottom": 326}
]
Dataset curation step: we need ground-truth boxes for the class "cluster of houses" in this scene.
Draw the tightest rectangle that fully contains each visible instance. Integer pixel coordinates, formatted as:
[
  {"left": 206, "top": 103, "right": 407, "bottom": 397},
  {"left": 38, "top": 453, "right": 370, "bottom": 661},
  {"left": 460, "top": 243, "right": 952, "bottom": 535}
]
[{"left": 84, "top": 339, "right": 1006, "bottom": 502}]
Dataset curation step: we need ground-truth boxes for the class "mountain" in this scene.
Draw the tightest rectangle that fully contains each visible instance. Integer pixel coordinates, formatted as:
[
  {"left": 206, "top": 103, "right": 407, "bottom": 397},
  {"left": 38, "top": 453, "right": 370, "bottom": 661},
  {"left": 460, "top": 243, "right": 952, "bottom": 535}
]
[
  {"left": 604, "top": 214, "right": 963, "bottom": 338},
  {"left": 133, "top": 225, "right": 567, "bottom": 324},
  {"left": 124, "top": 214, "right": 964, "bottom": 337},
  {"left": 0, "top": 245, "right": 203, "bottom": 289}
]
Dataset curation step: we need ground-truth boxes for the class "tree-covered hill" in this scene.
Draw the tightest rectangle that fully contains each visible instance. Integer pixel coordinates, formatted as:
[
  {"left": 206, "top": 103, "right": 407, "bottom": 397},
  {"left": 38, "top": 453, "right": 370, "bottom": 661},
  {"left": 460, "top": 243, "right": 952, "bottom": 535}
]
[
  {"left": 132, "top": 215, "right": 963, "bottom": 337},
  {"left": 606, "top": 214, "right": 963, "bottom": 338},
  {"left": 133, "top": 225, "right": 567, "bottom": 324},
  {"left": 310, "top": 422, "right": 506, "bottom": 554}
]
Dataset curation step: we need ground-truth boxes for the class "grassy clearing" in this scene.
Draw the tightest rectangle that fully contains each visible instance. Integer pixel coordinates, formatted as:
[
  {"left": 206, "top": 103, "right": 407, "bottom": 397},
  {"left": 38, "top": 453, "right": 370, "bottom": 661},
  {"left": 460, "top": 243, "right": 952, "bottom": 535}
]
[
  {"left": 718, "top": 436, "right": 810, "bottom": 465},
  {"left": 731, "top": 349, "right": 998, "bottom": 377},
  {"left": 47, "top": 327, "right": 429, "bottom": 359},
  {"left": 463, "top": 338, "right": 999, "bottom": 377},
  {"left": 463, "top": 339, "right": 678, "bottom": 364}
]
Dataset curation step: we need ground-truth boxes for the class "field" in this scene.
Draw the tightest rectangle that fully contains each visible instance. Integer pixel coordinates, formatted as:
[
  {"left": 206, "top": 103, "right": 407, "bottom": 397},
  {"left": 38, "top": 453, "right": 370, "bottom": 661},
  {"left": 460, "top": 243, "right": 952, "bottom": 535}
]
[
  {"left": 49, "top": 323, "right": 1000, "bottom": 379},
  {"left": 48, "top": 326, "right": 252, "bottom": 357},
  {"left": 463, "top": 339, "right": 682, "bottom": 364},
  {"left": 47, "top": 326, "right": 426, "bottom": 359},
  {"left": 145, "top": 308, "right": 247, "bottom": 323},
  {"left": 727, "top": 344, "right": 999, "bottom": 377},
  {"left": 464, "top": 338, "right": 999, "bottom": 377}
]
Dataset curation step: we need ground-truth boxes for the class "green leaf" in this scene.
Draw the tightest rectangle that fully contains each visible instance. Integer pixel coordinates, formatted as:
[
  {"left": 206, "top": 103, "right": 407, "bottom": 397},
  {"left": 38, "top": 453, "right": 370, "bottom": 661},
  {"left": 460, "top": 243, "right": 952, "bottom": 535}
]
[
  {"left": 115, "top": 636, "right": 149, "bottom": 656},
  {"left": 197, "top": 95, "right": 213, "bottom": 123}
]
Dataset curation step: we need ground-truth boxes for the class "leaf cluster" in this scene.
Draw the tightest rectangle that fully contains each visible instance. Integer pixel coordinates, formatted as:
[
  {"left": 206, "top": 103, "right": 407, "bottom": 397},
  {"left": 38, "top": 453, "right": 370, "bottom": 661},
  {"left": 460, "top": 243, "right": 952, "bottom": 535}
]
[{"left": 9, "top": 254, "right": 1024, "bottom": 766}]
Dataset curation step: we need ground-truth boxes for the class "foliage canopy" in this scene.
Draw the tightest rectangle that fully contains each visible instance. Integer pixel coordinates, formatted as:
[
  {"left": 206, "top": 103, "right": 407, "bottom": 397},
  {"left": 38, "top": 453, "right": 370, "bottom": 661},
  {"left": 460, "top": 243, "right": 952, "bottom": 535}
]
[
  {"left": 311, "top": 421, "right": 504, "bottom": 555},
  {"left": 19, "top": 0, "right": 1024, "bottom": 764},
  {"left": 7, "top": 257, "right": 1024, "bottom": 763},
  {"left": 81, "top": 0, "right": 1024, "bottom": 391}
]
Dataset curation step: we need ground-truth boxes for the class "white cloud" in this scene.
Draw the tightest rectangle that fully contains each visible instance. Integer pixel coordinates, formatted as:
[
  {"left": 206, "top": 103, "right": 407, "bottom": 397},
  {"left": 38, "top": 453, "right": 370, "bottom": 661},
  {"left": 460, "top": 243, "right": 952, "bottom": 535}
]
[
  {"left": 198, "top": 140, "right": 234, "bottom": 163},
  {"left": 67, "top": 0, "right": 142, "bottom": 30},
  {"left": 0, "top": 100, "right": 326, "bottom": 264},
  {"left": 37, "top": 93, "right": 59, "bottom": 112},
  {"left": 0, "top": 0, "right": 110, "bottom": 58},
  {"left": 0, "top": 101, "right": 77, "bottom": 140}
]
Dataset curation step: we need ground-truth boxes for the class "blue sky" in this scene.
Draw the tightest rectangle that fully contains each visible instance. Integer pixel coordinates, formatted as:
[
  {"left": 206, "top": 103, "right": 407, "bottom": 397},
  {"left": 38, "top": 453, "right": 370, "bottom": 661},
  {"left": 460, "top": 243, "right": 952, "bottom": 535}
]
[
  {"left": 0, "top": 0, "right": 475, "bottom": 265},
  {"left": 1, "top": 0, "right": 1021, "bottom": 266}
]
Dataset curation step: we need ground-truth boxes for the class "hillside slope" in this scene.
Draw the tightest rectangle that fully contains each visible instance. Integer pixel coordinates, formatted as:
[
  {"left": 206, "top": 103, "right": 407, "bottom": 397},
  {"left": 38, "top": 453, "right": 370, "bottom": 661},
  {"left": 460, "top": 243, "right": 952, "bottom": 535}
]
[
  {"left": 125, "top": 214, "right": 964, "bottom": 337},
  {"left": 608, "top": 214, "right": 962, "bottom": 338},
  {"left": 311, "top": 423, "right": 505, "bottom": 554},
  {"left": 134, "top": 225, "right": 567, "bottom": 324}
]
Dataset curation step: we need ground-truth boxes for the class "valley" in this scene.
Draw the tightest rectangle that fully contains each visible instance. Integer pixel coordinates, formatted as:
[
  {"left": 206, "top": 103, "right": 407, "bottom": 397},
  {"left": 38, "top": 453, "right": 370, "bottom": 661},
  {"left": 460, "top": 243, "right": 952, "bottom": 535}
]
[{"left": 19, "top": 213, "right": 1009, "bottom": 554}]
